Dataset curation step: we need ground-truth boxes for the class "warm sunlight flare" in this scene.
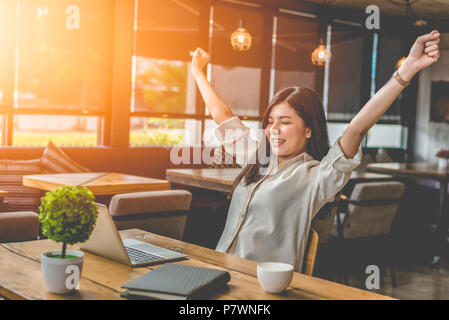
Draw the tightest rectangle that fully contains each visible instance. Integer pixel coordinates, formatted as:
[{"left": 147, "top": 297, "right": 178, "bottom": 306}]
[{"left": 0, "top": 0, "right": 448, "bottom": 306}]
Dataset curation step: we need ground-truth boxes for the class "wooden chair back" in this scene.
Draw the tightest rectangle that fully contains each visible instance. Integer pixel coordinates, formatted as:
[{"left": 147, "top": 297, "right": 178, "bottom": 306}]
[
  {"left": 303, "top": 228, "right": 319, "bottom": 276},
  {"left": 312, "top": 200, "right": 339, "bottom": 243}
]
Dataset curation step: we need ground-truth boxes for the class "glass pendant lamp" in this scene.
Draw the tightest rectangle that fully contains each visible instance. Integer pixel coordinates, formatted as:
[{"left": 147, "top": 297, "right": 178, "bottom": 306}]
[{"left": 231, "top": 19, "right": 252, "bottom": 51}]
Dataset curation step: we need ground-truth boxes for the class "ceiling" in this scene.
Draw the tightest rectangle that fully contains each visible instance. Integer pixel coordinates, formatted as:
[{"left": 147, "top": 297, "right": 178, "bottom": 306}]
[{"left": 302, "top": 0, "right": 449, "bottom": 20}]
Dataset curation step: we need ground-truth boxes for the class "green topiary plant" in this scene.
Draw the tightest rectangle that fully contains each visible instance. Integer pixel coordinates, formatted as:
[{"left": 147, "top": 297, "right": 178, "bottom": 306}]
[{"left": 39, "top": 186, "right": 98, "bottom": 259}]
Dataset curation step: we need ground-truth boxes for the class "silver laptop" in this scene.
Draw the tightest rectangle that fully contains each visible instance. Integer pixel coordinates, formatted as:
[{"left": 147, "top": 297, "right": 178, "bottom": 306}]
[{"left": 80, "top": 204, "right": 187, "bottom": 267}]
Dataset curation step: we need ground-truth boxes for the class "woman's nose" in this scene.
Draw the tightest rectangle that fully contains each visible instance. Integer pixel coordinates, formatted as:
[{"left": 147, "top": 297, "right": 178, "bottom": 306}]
[{"left": 269, "top": 125, "right": 280, "bottom": 137}]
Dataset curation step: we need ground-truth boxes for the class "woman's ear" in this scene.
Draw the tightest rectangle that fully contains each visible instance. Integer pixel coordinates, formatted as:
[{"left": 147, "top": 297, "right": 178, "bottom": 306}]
[{"left": 305, "top": 127, "right": 312, "bottom": 139}]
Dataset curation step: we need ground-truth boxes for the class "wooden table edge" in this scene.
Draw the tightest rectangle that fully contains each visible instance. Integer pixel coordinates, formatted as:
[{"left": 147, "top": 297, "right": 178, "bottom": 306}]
[
  {"left": 23, "top": 174, "right": 171, "bottom": 195},
  {"left": 0, "top": 229, "right": 395, "bottom": 301},
  {"left": 23, "top": 175, "right": 60, "bottom": 191},
  {"left": 166, "top": 169, "right": 236, "bottom": 185},
  {"left": 120, "top": 229, "right": 396, "bottom": 300},
  {"left": 366, "top": 164, "right": 448, "bottom": 180}
]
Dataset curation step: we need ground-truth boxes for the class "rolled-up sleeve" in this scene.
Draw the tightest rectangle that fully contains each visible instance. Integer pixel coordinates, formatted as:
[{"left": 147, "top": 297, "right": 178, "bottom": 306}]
[
  {"left": 214, "top": 116, "right": 259, "bottom": 166},
  {"left": 311, "top": 137, "right": 362, "bottom": 215},
  {"left": 321, "top": 137, "right": 362, "bottom": 173}
]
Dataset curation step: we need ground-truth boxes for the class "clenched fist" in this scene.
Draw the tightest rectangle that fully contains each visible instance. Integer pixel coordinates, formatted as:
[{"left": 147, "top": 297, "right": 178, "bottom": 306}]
[{"left": 190, "top": 48, "right": 210, "bottom": 77}]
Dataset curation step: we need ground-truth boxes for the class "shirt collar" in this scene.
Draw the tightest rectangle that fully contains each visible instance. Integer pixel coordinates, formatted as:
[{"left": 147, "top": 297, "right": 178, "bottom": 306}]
[{"left": 267, "top": 152, "right": 315, "bottom": 174}]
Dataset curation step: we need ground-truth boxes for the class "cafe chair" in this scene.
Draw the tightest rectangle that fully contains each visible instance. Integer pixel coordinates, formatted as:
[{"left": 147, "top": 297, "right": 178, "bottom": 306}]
[
  {"left": 330, "top": 181, "right": 405, "bottom": 287},
  {"left": 303, "top": 228, "right": 319, "bottom": 276},
  {"left": 0, "top": 211, "right": 40, "bottom": 243},
  {"left": 108, "top": 190, "right": 192, "bottom": 241},
  {"left": 309, "top": 199, "right": 340, "bottom": 279},
  {"left": 312, "top": 200, "right": 339, "bottom": 244}
]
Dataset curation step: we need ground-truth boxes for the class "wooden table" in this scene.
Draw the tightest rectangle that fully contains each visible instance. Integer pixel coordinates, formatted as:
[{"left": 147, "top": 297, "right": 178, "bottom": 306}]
[
  {"left": 23, "top": 172, "right": 170, "bottom": 196},
  {"left": 166, "top": 168, "right": 241, "bottom": 193},
  {"left": 367, "top": 162, "right": 449, "bottom": 265},
  {"left": 367, "top": 162, "right": 449, "bottom": 181},
  {"left": 166, "top": 168, "right": 394, "bottom": 194},
  {"left": 0, "top": 229, "right": 394, "bottom": 300}
]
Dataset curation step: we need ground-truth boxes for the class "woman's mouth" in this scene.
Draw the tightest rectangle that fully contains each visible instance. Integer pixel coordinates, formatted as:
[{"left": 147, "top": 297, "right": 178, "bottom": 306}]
[{"left": 270, "top": 138, "right": 286, "bottom": 147}]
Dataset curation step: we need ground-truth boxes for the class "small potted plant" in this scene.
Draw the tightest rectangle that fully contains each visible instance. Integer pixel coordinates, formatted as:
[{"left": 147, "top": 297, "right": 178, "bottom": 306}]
[
  {"left": 39, "top": 185, "right": 98, "bottom": 294},
  {"left": 436, "top": 149, "right": 449, "bottom": 170}
]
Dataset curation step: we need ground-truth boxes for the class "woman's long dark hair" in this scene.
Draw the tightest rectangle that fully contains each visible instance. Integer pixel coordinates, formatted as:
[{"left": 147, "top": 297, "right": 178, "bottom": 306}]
[{"left": 233, "top": 86, "right": 330, "bottom": 189}]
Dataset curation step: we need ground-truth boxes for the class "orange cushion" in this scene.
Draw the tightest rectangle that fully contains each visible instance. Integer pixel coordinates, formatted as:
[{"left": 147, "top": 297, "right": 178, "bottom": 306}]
[
  {"left": 0, "top": 159, "right": 43, "bottom": 212},
  {"left": 41, "top": 141, "right": 90, "bottom": 173}
]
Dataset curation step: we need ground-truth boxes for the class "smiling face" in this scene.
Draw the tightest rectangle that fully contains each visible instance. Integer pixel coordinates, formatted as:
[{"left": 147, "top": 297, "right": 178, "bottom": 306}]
[{"left": 265, "top": 101, "right": 312, "bottom": 163}]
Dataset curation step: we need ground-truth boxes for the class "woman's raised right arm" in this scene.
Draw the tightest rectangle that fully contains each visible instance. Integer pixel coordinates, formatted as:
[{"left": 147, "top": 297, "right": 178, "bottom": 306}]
[{"left": 191, "top": 48, "right": 234, "bottom": 125}]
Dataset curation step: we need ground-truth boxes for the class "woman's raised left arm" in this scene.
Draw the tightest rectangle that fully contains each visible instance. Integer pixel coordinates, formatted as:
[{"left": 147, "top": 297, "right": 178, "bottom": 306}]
[{"left": 339, "top": 30, "right": 441, "bottom": 159}]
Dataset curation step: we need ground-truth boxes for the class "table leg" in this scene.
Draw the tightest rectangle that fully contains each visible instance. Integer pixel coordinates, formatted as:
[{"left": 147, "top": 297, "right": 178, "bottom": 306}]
[{"left": 432, "top": 180, "right": 448, "bottom": 265}]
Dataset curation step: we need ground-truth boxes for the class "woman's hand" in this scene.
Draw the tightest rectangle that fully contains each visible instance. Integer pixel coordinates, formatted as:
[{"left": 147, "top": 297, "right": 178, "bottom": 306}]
[
  {"left": 399, "top": 30, "right": 440, "bottom": 81},
  {"left": 189, "top": 48, "right": 234, "bottom": 124},
  {"left": 190, "top": 48, "right": 210, "bottom": 77}
]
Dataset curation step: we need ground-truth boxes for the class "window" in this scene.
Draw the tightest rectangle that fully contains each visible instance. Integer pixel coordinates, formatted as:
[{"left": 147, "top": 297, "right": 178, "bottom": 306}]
[
  {"left": 366, "top": 124, "right": 406, "bottom": 148},
  {"left": 375, "top": 33, "right": 406, "bottom": 122},
  {"left": 0, "top": 1, "right": 15, "bottom": 108},
  {"left": 130, "top": 117, "right": 201, "bottom": 147},
  {"left": 132, "top": 57, "right": 197, "bottom": 114},
  {"left": 13, "top": 115, "right": 98, "bottom": 147},
  {"left": 273, "top": 11, "right": 319, "bottom": 95},
  {"left": 327, "top": 22, "right": 365, "bottom": 121},
  {"left": 209, "top": 3, "right": 264, "bottom": 117},
  {"left": 131, "top": 0, "right": 202, "bottom": 146},
  {"left": 15, "top": 0, "right": 111, "bottom": 112},
  {"left": 132, "top": 0, "right": 200, "bottom": 114},
  {"left": 0, "top": 1, "right": 414, "bottom": 150},
  {"left": 364, "top": 33, "right": 407, "bottom": 148},
  {"left": 327, "top": 122, "right": 347, "bottom": 145},
  {"left": 324, "top": 24, "right": 409, "bottom": 149},
  {"left": 0, "top": 0, "right": 113, "bottom": 147}
]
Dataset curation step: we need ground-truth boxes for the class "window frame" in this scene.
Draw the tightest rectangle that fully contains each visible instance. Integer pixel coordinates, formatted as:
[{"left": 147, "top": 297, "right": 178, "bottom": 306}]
[
  {"left": 128, "top": 0, "right": 272, "bottom": 147},
  {"left": 0, "top": 0, "right": 114, "bottom": 147},
  {"left": 0, "top": 0, "right": 418, "bottom": 151}
]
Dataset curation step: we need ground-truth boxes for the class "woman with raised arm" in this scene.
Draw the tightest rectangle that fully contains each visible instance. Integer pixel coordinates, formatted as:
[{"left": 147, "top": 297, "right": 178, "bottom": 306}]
[{"left": 190, "top": 31, "right": 440, "bottom": 272}]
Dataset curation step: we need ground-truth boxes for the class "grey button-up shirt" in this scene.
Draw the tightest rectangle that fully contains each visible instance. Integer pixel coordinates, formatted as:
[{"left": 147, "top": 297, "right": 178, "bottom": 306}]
[{"left": 214, "top": 116, "right": 362, "bottom": 272}]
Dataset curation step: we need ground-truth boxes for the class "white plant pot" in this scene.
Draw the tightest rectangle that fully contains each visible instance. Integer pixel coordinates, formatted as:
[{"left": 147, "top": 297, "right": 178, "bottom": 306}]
[
  {"left": 41, "top": 250, "right": 84, "bottom": 294},
  {"left": 438, "top": 158, "right": 448, "bottom": 170}
]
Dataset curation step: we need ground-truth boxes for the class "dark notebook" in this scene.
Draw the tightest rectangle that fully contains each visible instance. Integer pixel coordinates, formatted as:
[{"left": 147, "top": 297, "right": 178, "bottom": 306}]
[{"left": 121, "top": 263, "right": 231, "bottom": 300}]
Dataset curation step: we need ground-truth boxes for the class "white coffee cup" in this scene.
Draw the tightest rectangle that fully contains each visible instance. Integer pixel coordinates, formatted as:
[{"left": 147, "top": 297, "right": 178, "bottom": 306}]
[{"left": 257, "top": 262, "right": 294, "bottom": 293}]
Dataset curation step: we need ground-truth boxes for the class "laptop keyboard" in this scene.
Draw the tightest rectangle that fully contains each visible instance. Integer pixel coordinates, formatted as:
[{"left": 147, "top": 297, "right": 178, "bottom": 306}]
[{"left": 125, "top": 246, "right": 164, "bottom": 264}]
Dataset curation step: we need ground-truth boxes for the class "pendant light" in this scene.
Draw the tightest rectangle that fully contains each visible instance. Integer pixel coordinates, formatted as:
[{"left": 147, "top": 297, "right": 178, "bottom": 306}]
[
  {"left": 231, "top": 19, "right": 252, "bottom": 51},
  {"left": 311, "top": 42, "right": 331, "bottom": 66},
  {"left": 312, "top": 22, "right": 331, "bottom": 66}
]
